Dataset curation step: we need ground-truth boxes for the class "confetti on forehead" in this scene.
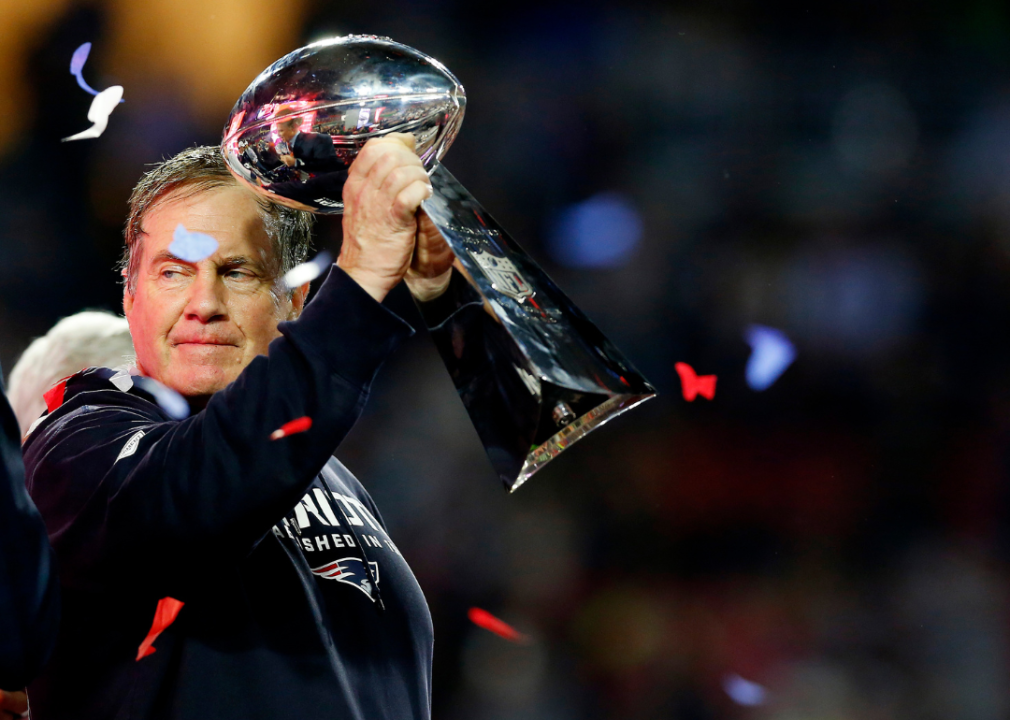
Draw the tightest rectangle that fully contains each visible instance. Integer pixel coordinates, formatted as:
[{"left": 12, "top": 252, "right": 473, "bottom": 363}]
[
  {"left": 467, "top": 607, "right": 530, "bottom": 644},
  {"left": 282, "top": 251, "right": 333, "bottom": 290},
  {"left": 168, "top": 224, "right": 219, "bottom": 263},
  {"left": 744, "top": 324, "right": 796, "bottom": 391},
  {"left": 62, "top": 85, "right": 123, "bottom": 142}
]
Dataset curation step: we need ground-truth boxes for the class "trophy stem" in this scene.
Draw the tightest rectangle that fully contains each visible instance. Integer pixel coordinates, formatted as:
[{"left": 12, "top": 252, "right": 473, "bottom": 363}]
[{"left": 419, "top": 164, "right": 656, "bottom": 491}]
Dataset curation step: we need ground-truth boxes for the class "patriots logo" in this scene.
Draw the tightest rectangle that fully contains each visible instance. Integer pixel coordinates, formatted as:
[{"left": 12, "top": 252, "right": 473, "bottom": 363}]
[{"left": 310, "top": 557, "right": 380, "bottom": 600}]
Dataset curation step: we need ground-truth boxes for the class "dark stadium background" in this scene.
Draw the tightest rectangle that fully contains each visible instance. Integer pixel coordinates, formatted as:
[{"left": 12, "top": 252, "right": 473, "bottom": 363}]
[{"left": 4, "top": 1, "right": 1010, "bottom": 717}]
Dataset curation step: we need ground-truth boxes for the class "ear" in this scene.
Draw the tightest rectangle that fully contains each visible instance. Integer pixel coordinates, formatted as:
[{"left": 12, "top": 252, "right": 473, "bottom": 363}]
[
  {"left": 288, "top": 282, "right": 310, "bottom": 320},
  {"left": 123, "top": 285, "right": 134, "bottom": 318}
]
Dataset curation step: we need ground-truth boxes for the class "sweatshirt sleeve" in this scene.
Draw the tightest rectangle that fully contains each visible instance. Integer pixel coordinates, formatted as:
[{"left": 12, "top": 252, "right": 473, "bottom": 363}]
[
  {"left": 0, "top": 388, "right": 59, "bottom": 689},
  {"left": 24, "top": 266, "right": 412, "bottom": 597}
]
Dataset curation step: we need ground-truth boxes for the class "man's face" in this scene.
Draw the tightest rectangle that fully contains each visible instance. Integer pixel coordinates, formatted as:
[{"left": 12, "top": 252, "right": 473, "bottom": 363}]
[
  {"left": 124, "top": 184, "right": 307, "bottom": 399},
  {"left": 277, "top": 119, "right": 301, "bottom": 144}
]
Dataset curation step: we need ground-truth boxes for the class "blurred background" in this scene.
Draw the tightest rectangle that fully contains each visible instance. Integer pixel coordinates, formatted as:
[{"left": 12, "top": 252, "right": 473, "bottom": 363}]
[{"left": 4, "top": 0, "right": 1010, "bottom": 717}]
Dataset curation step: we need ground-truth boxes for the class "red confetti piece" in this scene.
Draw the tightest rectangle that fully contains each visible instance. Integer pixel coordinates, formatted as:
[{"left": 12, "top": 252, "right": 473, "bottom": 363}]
[
  {"left": 42, "top": 373, "right": 79, "bottom": 413},
  {"left": 675, "top": 362, "right": 717, "bottom": 401},
  {"left": 468, "top": 607, "right": 530, "bottom": 644},
  {"left": 270, "top": 416, "right": 312, "bottom": 440},
  {"left": 136, "top": 597, "right": 184, "bottom": 661},
  {"left": 43, "top": 380, "right": 68, "bottom": 413}
]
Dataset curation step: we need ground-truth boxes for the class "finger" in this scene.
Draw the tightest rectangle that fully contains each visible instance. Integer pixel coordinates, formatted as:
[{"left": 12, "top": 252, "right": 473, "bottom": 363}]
[
  {"left": 415, "top": 210, "right": 446, "bottom": 249},
  {"left": 346, "top": 145, "right": 420, "bottom": 209},
  {"left": 345, "top": 148, "right": 405, "bottom": 211},
  {"left": 366, "top": 144, "right": 423, "bottom": 190},
  {"left": 377, "top": 132, "right": 416, "bottom": 152},
  {"left": 392, "top": 178, "right": 435, "bottom": 223},
  {"left": 350, "top": 134, "right": 418, "bottom": 182},
  {"left": 411, "top": 239, "right": 453, "bottom": 275},
  {"left": 378, "top": 164, "right": 431, "bottom": 201},
  {"left": 345, "top": 163, "right": 427, "bottom": 229}
]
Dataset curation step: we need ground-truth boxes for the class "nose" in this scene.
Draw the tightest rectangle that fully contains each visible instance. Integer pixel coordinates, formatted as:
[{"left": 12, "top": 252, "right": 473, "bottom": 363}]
[{"left": 183, "top": 268, "right": 228, "bottom": 324}]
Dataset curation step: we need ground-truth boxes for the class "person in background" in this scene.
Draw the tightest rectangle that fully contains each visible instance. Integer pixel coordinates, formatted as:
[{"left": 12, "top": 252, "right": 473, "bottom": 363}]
[
  {"left": 0, "top": 311, "right": 128, "bottom": 714},
  {"left": 0, "top": 370, "right": 59, "bottom": 717},
  {"left": 7, "top": 312, "right": 135, "bottom": 436}
]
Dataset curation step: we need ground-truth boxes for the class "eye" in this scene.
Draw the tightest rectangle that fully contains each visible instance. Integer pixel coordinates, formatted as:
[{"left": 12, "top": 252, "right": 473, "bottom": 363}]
[
  {"left": 226, "top": 269, "right": 254, "bottom": 280},
  {"left": 161, "top": 269, "right": 178, "bottom": 279}
]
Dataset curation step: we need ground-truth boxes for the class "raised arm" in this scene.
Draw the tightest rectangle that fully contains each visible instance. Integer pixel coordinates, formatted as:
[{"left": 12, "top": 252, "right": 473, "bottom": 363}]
[{"left": 25, "top": 134, "right": 437, "bottom": 598}]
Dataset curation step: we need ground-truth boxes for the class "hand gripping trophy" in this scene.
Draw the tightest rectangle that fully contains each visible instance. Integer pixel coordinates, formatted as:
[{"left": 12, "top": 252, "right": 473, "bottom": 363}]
[{"left": 222, "top": 35, "right": 656, "bottom": 491}]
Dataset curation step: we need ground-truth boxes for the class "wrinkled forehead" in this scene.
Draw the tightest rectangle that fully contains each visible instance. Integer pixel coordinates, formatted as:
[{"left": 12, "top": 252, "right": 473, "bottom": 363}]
[{"left": 141, "top": 183, "right": 278, "bottom": 266}]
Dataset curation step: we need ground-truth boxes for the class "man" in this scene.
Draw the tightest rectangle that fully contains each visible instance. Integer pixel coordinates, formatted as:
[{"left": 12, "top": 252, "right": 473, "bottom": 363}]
[
  {"left": 8, "top": 311, "right": 135, "bottom": 435},
  {"left": 265, "top": 113, "right": 347, "bottom": 210},
  {"left": 24, "top": 134, "right": 455, "bottom": 719},
  {"left": 275, "top": 114, "right": 340, "bottom": 174},
  {"left": 0, "top": 372, "right": 59, "bottom": 717}
]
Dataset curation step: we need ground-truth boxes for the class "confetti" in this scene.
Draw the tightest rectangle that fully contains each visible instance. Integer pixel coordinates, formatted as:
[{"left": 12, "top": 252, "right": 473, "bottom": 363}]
[
  {"left": 271, "top": 416, "right": 312, "bottom": 440},
  {"left": 168, "top": 224, "right": 219, "bottom": 263},
  {"left": 675, "top": 362, "right": 717, "bottom": 401},
  {"left": 722, "top": 673, "right": 768, "bottom": 706},
  {"left": 70, "top": 42, "right": 100, "bottom": 95},
  {"left": 43, "top": 376, "right": 72, "bottom": 413},
  {"left": 131, "top": 376, "right": 190, "bottom": 420},
  {"left": 282, "top": 251, "right": 333, "bottom": 290},
  {"left": 744, "top": 324, "right": 796, "bottom": 391},
  {"left": 69, "top": 41, "right": 125, "bottom": 103},
  {"left": 467, "top": 607, "right": 530, "bottom": 643},
  {"left": 136, "top": 597, "right": 184, "bottom": 660},
  {"left": 62, "top": 84, "right": 123, "bottom": 142}
]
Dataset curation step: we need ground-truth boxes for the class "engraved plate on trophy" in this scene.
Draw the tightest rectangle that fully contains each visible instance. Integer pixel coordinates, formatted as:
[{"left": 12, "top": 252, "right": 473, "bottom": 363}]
[{"left": 222, "top": 35, "right": 657, "bottom": 491}]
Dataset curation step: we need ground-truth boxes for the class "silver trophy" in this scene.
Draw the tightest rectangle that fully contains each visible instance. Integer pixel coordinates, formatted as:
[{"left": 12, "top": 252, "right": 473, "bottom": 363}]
[{"left": 222, "top": 36, "right": 656, "bottom": 491}]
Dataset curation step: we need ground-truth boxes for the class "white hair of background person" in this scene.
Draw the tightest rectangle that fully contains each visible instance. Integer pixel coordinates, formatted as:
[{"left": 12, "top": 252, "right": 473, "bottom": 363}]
[{"left": 8, "top": 311, "right": 135, "bottom": 436}]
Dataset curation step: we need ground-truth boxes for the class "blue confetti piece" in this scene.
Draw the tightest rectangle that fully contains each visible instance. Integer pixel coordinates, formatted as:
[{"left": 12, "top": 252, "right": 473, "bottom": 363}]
[
  {"left": 131, "top": 376, "right": 190, "bottom": 420},
  {"left": 744, "top": 324, "right": 796, "bottom": 391},
  {"left": 168, "top": 224, "right": 219, "bottom": 263},
  {"left": 722, "top": 673, "right": 768, "bottom": 707},
  {"left": 70, "top": 42, "right": 124, "bottom": 102},
  {"left": 70, "top": 42, "right": 100, "bottom": 96},
  {"left": 70, "top": 42, "right": 90, "bottom": 76}
]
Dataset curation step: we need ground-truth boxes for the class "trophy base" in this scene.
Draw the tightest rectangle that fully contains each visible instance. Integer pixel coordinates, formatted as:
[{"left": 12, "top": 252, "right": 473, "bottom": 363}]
[{"left": 514, "top": 391, "right": 655, "bottom": 493}]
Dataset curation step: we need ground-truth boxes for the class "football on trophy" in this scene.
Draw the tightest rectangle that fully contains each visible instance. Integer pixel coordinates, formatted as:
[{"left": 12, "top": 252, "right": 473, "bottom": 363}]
[{"left": 222, "top": 35, "right": 466, "bottom": 214}]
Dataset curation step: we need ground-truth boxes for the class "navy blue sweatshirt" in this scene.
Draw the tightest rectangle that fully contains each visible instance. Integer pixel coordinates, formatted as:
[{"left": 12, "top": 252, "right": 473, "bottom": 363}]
[
  {"left": 0, "top": 380, "right": 59, "bottom": 690},
  {"left": 23, "top": 267, "right": 434, "bottom": 720}
]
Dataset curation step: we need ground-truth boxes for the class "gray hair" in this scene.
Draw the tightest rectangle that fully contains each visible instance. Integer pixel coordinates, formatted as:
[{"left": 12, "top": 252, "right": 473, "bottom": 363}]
[
  {"left": 120, "top": 145, "right": 314, "bottom": 293},
  {"left": 8, "top": 311, "right": 136, "bottom": 435}
]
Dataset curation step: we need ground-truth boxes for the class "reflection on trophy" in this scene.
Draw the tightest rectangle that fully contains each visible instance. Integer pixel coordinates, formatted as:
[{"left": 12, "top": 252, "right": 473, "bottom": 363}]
[{"left": 222, "top": 35, "right": 656, "bottom": 491}]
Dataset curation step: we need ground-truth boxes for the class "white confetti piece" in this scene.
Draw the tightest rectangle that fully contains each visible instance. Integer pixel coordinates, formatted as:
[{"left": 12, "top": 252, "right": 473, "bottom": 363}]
[
  {"left": 62, "top": 85, "right": 123, "bottom": 142},
  {"left": 282, "top": 251, "right": 333, "bottom": 289},
  {"left": 744, "top": 324, "right": 796, "bottom": 391},
  {"left": 131, "top": 376, "right": 190, "bottom": 420},
  {"left": 168, "top": 224, "right": 219, "bottom": 263}
]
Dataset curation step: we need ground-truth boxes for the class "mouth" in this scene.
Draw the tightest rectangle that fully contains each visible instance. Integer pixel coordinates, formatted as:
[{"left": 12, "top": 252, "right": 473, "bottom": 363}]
[{"left": 171, "top": 341, "right": 239, "bottom": 348}]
